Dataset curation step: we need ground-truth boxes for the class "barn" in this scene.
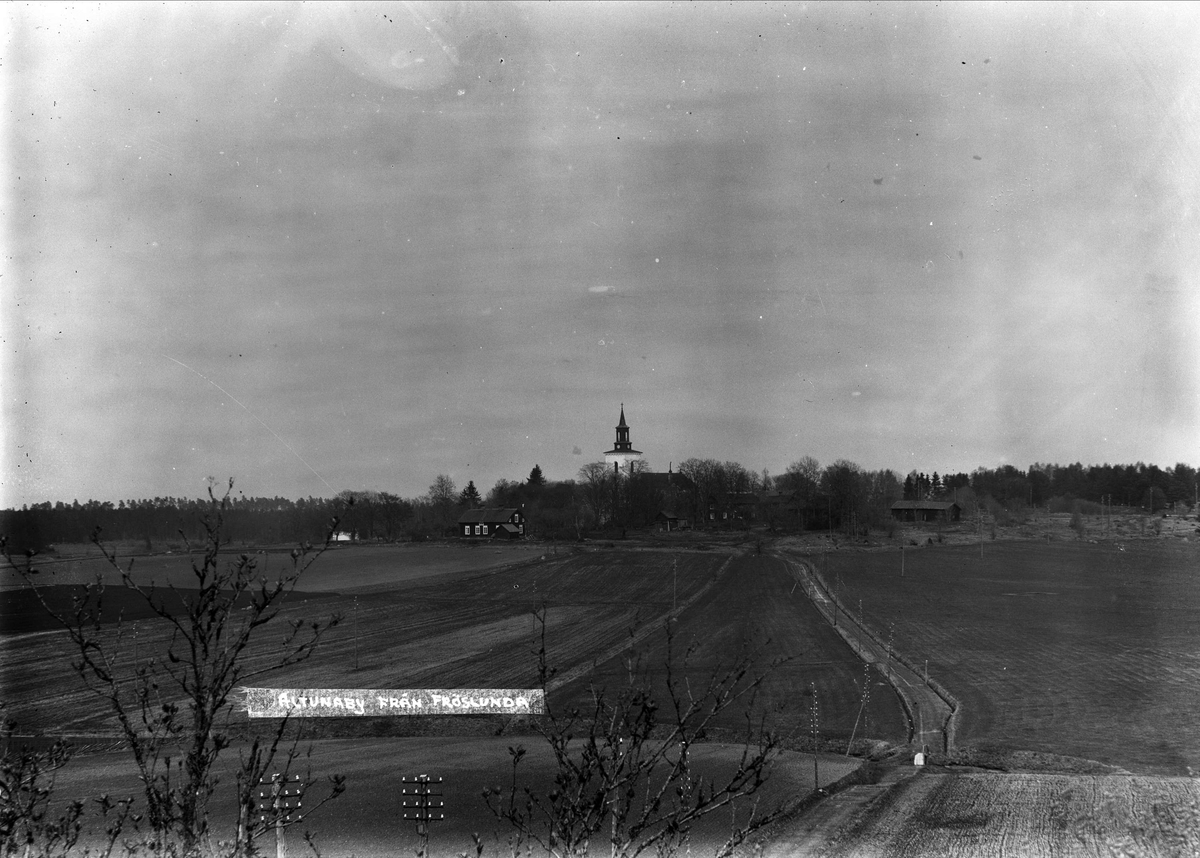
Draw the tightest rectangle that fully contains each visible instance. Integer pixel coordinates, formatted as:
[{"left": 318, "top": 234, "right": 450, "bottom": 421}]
[
  {"left": 890, "top": 500, "right": 962, "bottom": 522},
  {"left": 458, "top": 508, "right": 526, "bottom": 539}
]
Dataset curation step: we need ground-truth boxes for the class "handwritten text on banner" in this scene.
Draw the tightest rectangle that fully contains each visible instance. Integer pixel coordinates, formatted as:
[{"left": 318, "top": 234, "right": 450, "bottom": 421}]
[{"left": 241, "top": 687, "right": 546, "bottom": 718}]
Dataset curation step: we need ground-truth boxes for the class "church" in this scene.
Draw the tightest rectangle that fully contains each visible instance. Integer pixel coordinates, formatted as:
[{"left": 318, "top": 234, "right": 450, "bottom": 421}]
[
  {"left": 601, "top": 405, "right": 695, "bottom": 530},
  {"left": 604, "top": 404, "right": 643, "bottom": 475}
]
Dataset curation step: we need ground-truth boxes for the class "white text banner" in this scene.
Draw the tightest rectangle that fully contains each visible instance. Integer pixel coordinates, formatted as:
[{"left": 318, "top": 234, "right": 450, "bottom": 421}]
[{"left": 242, "top": 687, "right": 545, "bottom": 718}]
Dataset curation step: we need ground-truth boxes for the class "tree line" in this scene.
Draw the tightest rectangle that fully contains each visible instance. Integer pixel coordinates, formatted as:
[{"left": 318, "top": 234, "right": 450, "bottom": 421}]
[
  {"left": 904, "top": 462, "right": 1197, "bottom": 513},
  {"left": 2, "top": 460, "right": 1195, "bottom": 553}
]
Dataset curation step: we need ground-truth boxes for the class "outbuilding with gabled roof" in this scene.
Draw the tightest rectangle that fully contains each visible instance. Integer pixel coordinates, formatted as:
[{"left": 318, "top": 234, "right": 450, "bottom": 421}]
[{"left": 890, "top": 500, "right": 961, "bottom": 522}]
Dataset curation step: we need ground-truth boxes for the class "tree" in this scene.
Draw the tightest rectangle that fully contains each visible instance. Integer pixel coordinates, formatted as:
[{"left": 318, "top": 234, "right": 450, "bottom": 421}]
[
  {"left": 487, "top": 478, "right": 521, "bottom": 508},
  {"left": 577, "top": 462, "right": 614, "bottom": 528},
  {"left": 460, "top": 480, "right": 482, "bottom": 509},
  {"left": 428, "top": 474, "right": 458, "bottom": 508},
  {"left": 4, "top": 482, "right": 345, "bottom": 857},
  {"left": 486, "top": 613, "right": 785, "bottom": 858},
  {"left": 780, "top": 457, "right": 821, "bottom": 506},
  {"left": 527, "top": 464, "right": 546, "bottom": 487},
  {"left": 1, "top": 711, "right": 88, "bottom": 858},
  {"left": 426, "top": 474, "right": 459, "bottom": 531},
  {"left": 822, "top": 460, "right": 864, "bottom": 535}
]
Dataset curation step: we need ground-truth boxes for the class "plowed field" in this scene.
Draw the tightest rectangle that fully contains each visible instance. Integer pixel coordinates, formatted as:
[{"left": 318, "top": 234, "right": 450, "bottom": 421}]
[
  {"left": 816, "top": 540, "right": 1200, "bottom": 774},
  {"left": 820, "top": 772, "right": 1200, "bottom": 857},
  {"left": 1, "top": 547, "right": 905, "bottom": 743}
]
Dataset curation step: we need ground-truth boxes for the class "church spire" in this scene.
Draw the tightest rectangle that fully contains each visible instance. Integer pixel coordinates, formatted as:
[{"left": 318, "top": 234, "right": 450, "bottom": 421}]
[
  {"left": 614, "top": 404, "right": 632, "bottom": 452},
  {"left": 604, "top": 404, "right": 642, "bottom": 473}
]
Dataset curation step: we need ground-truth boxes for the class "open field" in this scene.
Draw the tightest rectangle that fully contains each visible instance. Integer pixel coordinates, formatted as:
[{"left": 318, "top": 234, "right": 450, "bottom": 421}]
[
  {"left": 812, "top": 539, "right": 1200, "bottom": 775},
  {"left": 9, "top": 536, "right": 1200, "bottom": 855},
  {"left": 1, "top": 545, "right": 905, "bottom": 744},
  {"left": 819, "top": 771, "right": 1200, "bottom": 857},
  {"left": 42, "top": 737, "right": 862, "bottom": 858},
  {"left": 0, "top": 541, "right": 543, "bottom": 594},
  {"left": 3, "top": 542, "right": 894, "bottom": 856}
]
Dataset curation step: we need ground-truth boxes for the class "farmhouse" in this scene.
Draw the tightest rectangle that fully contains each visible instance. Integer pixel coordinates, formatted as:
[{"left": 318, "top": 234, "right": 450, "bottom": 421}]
[
  {"left": 890, "top": 500, "right": 962, "bottom": 522},
  {"left": 458, "top": 508, "right": 526, "bottom": 539}
]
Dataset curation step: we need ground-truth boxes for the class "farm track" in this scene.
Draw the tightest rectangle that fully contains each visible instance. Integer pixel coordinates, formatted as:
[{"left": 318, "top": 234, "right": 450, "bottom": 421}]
[
  {"left": 556, "top": 553, "right": 907, "bottom": 742},
  {"left": 778, "top": 552, "right": 955, "bottom": 754},
  {"left": 821, "top": 540, "right": 1200, "bottom": 775}
]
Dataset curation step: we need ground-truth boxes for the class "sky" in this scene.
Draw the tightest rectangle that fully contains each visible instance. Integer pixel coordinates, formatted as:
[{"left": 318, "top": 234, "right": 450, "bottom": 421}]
[{"left": 4, "top": 1, "right": 1199, "bottom": 507}]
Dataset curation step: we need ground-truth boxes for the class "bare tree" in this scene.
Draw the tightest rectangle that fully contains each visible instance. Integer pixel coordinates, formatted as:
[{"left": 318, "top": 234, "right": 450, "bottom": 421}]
[
  {"left": 4, "top": 481, "right": 344, "bottom": 857},
  {"left": 577, "top": 462, "right": 613, "bottom": 528},
  {"left": 487, "top": 613, "right": 785, "bottom": 858},
  {"left": 1, "top": 710, "right": 85, "bottom": 858},
  {"left": 780, "top": 457, "right": 821, "bottom": 505},
  {"left": 426, "top": 474, "right": 459, "bottom": 531}
]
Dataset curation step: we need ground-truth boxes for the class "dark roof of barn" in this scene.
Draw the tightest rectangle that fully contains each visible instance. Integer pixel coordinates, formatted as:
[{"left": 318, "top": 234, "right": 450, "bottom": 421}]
[
  {"left": 637, "top": 471, "right": 696, "bottom": 491},
  {"left": 458, "top": 508, "right": 520, "bottom": 524},
  {"left": 890, "top": 500, "right": 961, "bottom": 510},
  {"left": 760, "top": 490, "right": 808, "bottom": 508}
]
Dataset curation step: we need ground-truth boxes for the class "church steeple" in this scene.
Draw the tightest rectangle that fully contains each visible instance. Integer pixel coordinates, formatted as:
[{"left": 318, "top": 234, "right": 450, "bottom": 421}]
[
  {"left": 604, "top": 403, "right": 643, "bottom": 474},
  {"left": 614, "top": 404, "right": 632, "bottom": 452}
]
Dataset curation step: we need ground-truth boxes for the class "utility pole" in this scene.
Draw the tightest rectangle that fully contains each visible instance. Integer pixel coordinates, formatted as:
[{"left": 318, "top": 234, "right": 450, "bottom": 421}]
[
  {"left": 977, "top": 506, "right": 983, "bottom": 559},
  {"left": 672, "top": 555, "right": 677, "bottom": 613},
  {"left": 401, "top": 775, "right": 445, "bottom": 856},
  {"left": 810, "top": 682, "right": 819, "bottom": 789},
  {"left": 256, "top": 774, "right": 304, "bottom": 858}
]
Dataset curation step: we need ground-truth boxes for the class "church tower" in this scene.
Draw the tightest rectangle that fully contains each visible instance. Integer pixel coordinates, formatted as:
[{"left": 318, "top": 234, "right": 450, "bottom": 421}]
[{"left": 604, "top": 404, "right": 643, "bottom": 475}]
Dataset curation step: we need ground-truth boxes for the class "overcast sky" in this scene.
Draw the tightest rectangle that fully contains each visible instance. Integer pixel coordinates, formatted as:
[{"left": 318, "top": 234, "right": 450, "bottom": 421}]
[{"left": 5, "top": 1, "right": 1198, "bottom": 506}]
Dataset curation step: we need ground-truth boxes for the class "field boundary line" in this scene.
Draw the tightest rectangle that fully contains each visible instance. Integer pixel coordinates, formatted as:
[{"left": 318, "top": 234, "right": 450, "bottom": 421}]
[
  {"left": 544, "top": 556, "right": 733, "bottom": 694},
  {"left": 777, "top": 553, "right": 959, "bottom": 754},
  {"left": 810, "top": 560, "right": 961, "bottom": 751}
]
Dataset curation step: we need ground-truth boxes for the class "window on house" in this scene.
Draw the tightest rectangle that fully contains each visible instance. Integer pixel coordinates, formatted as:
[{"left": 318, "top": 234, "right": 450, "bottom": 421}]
[{"left": 474, "top": 524, "right": 481, "bottom": 535}]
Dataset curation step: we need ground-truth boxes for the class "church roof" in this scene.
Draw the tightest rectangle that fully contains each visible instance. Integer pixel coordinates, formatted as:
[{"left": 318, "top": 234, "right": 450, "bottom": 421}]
[{"left": 617, "top": 404, "right": 628, "bottom": 428}]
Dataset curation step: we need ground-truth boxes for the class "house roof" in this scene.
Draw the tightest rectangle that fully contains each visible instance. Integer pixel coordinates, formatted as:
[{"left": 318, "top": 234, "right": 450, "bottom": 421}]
[
  {"left": 890, "top": 500, "right": 960, "bottom": 511},
  {"left": 760, "top": 491, "right": 806, "bottom": 508},
  {"left": 458, "top": 508, "right": 520, "bottom": 524},
  {"left": 636, "top": 471, "right": 696, "bottom": 492}
]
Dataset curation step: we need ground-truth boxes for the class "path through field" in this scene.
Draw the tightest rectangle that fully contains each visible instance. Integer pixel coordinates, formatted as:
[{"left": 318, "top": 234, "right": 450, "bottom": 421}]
[
  {"left": 778, "top": 553, "right": 954, "bottom": 754},
  {"left": 820, "top": 540, "right": 1200, "bottom": 775}
]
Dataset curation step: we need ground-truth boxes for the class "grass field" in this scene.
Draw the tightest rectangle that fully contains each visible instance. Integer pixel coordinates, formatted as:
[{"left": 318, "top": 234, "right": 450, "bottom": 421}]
[
  {"left": 815, "top": 539, "right": 1200, "bottom": 775},
  {"left": 820, "top": 771, "right": 1200, "bottom": 857}
]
